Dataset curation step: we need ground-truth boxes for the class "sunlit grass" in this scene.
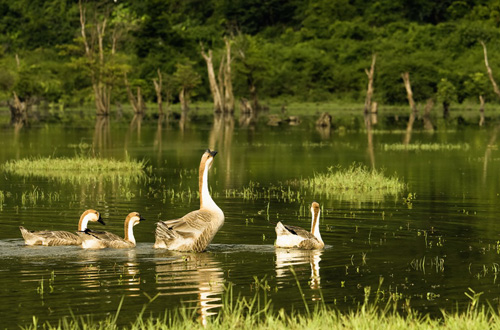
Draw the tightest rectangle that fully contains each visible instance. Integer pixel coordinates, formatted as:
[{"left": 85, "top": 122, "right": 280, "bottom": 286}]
[
  {"left": 20, "top": 283, "right": 500, "bottom": 330},
  {"left": 300, "top": 164, "right": 405, "bottom": 202},
  {"left": 382, "top": 143, "right": 470, "bottom": 151},
  {"left": 2, "top": 156, "right": 147, "bottom": 184},
  {"left": 225, "top": 181, "right": 304, "bottom": 203}
]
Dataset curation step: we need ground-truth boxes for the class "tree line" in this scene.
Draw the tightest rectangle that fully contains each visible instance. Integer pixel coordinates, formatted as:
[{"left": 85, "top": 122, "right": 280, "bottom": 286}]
[{"left": 2, "top": 0, "right": 500, "bottom": 123}]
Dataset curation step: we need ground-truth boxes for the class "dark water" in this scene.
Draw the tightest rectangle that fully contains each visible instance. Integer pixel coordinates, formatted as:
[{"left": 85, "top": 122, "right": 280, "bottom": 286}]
[{"left": 1, "top": 115, "right": 500, "bottom": 327}]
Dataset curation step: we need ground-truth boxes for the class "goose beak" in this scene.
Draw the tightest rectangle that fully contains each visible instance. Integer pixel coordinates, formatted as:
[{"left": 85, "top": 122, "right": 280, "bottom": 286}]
[
  {"left": 139, "top": 215, "right": 146, "bottom": 221},
  {"left": 98, "top": 215, "right": 106, "bottom": 225},
  {"left": 209, "top": 150, "right": 218, "bottom": 157}
]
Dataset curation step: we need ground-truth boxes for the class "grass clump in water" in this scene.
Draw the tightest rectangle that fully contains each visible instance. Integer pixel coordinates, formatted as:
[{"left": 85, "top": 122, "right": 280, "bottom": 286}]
[
  {"left": 2, "top": 156, "right": 147, "bottom": 184},
  {"left": 382, "top": 143, "right": 470, "bottom": 151},
  {"left": 300, "top": 163, "right": 405, "bottom": 202}
]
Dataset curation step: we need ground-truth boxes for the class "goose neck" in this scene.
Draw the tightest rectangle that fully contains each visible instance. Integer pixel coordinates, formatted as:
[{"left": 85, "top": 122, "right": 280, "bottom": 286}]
[
  {"left": 199, "top": 160, "right": 217, "bottom": 210},
  {"left": 78, "top": 214, "right": 90, "bottom": 231},
  {"left": 124, "top": 219, "right": 136, "bottom": 245},
  {"left": 311, "top": 210, "right": 323, "bottom": 242}
]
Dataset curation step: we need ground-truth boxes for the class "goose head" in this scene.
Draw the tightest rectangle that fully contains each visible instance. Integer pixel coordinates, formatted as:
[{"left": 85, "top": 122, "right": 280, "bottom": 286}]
[
  {"left": 125, "top": 212, "right": 146, "bottom": 227},
  {"left": 79, "top": 209, "right": 105, "bottom": 231},
  {"left": 201, "top": 149, "right": 218, "bottom": 171}
]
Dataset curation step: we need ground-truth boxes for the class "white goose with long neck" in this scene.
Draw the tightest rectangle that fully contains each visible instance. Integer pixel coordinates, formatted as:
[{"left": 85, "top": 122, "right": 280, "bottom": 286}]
[
  {"left": 310, "top": 203, "right": 323, "bottom": 244},
  {"left": 199, "top": 155, "right": 222, "bottom": 213}
]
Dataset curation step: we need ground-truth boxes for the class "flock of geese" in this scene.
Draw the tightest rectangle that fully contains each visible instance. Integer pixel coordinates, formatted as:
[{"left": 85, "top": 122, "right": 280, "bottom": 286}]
[{"left": 19, "top": 149, "right": 325, "bottom": 251}]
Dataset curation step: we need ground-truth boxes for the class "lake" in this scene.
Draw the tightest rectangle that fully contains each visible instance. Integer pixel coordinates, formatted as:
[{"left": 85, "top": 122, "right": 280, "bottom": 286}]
[{"left": 0, "top": 113, "right": 499, "bottom": 327}]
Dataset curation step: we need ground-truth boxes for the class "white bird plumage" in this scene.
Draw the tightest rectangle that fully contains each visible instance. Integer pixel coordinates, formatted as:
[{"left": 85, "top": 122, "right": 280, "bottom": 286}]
[
  {"left": 78, "top": 212, "right": 145, "bottom": 249},
  {"left": 275, "top": 202, "right": 324, "bottom": 250},
  {"left": 19, "top": 209, "right": 104, "bottom": 246},
  {"left": 154, "top": 149, "right": 224, "bottom": 252}
]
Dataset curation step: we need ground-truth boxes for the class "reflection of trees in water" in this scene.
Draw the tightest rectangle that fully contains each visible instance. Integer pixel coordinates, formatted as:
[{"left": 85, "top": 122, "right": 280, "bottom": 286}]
[
  {"left": 209, "top": 113, "right": 235, "bottom": 185},
  {"left": 93, "top": 116, "right": 111, "bottom": 151},
  {"left": 364, "top": 113, "right": 375, "bottom": 169},
  {"left": 483, "top": 124, "right": 500, "bottom": 183},
  {"left": 154, "top": 114, "right": 167, "bottom": 166},
  {"left": 154, "top": 251, "right": 224, "bottom": 326},
  {"left": 275, "top": 248, "right": 322, "bottom": 299}
]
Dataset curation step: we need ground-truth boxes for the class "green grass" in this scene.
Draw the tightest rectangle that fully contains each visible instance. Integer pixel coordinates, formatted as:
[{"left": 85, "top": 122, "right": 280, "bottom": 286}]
[
  {"left": 300, "top": 164, "right": 406, "bottom": 202},
  {"left": 382, "top": 143, "right": 470, "bottom": 151},
  {"left": 20, "top": 285, "right": 500, "bottom": 330},
  {"left": 225, "top": 181, "right": 304, "bottom": 203},
  {"left": 2, "top": 156, "right": 147, "bottom": 184}
]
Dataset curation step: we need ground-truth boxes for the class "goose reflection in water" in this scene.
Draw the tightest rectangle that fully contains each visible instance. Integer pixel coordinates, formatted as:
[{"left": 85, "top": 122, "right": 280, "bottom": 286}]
[
  {"left": 154, "top": 251, "right": 224, "bottom": 326},
  {"left": 74, "top": 248, "right": 141, "bottom": 297},
  {"left": 275, "top": 248, "right": 322, "bottom": 300}
]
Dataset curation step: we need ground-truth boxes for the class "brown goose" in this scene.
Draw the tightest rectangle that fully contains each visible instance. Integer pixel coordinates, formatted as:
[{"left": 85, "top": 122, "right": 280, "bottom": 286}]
[
  {"left": 275, "top": 202, "right": 324, "bottom": 250},
  {"left": 19, "top": 209, "right": 104, "bottom": 246},
  {"left": 79, "top": 212, "right": 145, "bottom": 249},
  {"left": 154, "top": 149, "right": 224, "bottom": 252}
]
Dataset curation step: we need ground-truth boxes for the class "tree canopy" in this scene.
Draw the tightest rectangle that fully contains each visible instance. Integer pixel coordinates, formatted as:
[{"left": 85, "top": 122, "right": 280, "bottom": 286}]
[{"left": 2, "top": 0, "right": 500, "bottom": 109}]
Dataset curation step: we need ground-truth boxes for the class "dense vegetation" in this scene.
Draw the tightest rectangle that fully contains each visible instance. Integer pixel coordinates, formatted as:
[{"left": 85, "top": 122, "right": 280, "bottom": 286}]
[{"left": 2, "top": 0, "right": 500, "bottom": 113}]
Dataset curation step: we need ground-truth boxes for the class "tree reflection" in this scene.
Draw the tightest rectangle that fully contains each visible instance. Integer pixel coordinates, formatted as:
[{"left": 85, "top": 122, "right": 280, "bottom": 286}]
[{"left": 93, "top": 116, "right": 111, "bottom": 151}]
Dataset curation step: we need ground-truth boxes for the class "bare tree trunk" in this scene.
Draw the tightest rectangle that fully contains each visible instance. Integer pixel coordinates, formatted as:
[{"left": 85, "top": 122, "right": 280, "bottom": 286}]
[
  {"left": 223, "top": 37, "right": 235, "bottom": 113},
  {"left": 79, "top": 0, "right": 111, "bottom": 116},
  {"left": 480, "top": 41, "right": 500, "bottom": 101},
  {"left": 423, "top": 98, "right": 434, "bottom": 131},
  {"left": 179, "top": 87, "right": 188, "bottom": 113},
  {"left": 153, "top": 68, "right": 163, "bottom": 116},
  {"left": 364, "top": 54, "right": 376, "bottom": 115},
  {"left": 201, "top": 47, "right": 223, "bottom": 113},
  {"left": 124, "top": 73, "right": 146, "bottom": 115},
  {"left": 8, "top": 92, "right": 29, "bottom": 128},
  {"left": 479, "top": 95, "right": 485, "bottom": 127},
  {"left": 402, "top": 72, "right": 418, "bottom": 145}
]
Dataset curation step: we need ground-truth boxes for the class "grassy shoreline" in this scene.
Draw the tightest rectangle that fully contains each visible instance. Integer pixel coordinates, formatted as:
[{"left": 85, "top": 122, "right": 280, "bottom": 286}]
[{"left": 20, "top": 290, "right": 500, "bottom": 330}]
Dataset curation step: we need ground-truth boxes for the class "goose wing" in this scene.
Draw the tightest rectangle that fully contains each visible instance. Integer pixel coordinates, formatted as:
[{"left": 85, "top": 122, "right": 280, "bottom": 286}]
[
  {"left": 81, "top": 229, "right": 124, "bottom": 242},
  {"left": 158, "top": 209, "right": 213, "bottom": 239},
  {"left": 20, "top": 227, "right": 80, "bottom": 245},
  {"left": 279, "top": 223, "right": 316, "bottom": 240}
]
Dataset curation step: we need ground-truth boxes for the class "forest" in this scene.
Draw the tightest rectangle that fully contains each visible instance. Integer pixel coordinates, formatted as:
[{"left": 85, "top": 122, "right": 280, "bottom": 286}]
[{"left": 2, "top": 0, "right": 500, "bottom": 117}]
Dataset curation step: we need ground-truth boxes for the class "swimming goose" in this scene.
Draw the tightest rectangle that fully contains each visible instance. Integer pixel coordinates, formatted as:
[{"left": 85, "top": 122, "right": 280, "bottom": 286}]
[
  {"left": 154, "top": 149, "right": 224, "bottom": 252},
  {"left": 275, "top": 202, "right": 324, "bottom": 249},
  {"left": 19, "top": 209, "right": 104, "bottom": 246},
  {"left": 78, "top": 212, "right": 145, "bottom": 249}
]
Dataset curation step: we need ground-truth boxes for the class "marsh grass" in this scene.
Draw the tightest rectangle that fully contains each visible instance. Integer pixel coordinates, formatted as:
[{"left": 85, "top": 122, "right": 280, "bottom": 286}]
[
  {"left": 382, "top": 143, "right": 470, "bottom": 151},
  {"left": 21, "top": 282, "right": 500, "bottom": 330},
  {"left": 225, "top": 181, "right": 304, "bottom": 203},
  {"left": 2, "top": 156, "right": 147, "bottom": 184},
  {"left": 299, "top": 164, "right": 405, "bottom": 202}
]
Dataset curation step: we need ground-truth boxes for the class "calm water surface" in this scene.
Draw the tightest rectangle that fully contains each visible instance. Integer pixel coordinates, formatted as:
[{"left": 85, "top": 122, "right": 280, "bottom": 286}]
[{"left": 1, "top": 115, "right": 500, "bottom": 327}]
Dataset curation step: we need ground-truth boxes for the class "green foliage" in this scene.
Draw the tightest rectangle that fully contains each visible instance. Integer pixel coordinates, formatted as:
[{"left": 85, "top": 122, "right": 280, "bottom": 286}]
[
  {"left": 437, "top": 78, "right": 457, "bottom": 107},
  {"left": 2, "top": 0, "right": 500, "bottom": 109}
]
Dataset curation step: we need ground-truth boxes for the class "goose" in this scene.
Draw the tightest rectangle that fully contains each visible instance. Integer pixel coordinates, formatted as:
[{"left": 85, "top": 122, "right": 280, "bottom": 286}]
[
  {"left": 19, "top": 209, "right": 104, "bottom": 246},
  {"left": 78, "top": 212, "right": 145, "bottom": 249},
  {"left": 154, "top": 149, "right": 224, "bottom": 252},
  {"left": 275, "top": 202, "right": 324, "bottom": 249}
]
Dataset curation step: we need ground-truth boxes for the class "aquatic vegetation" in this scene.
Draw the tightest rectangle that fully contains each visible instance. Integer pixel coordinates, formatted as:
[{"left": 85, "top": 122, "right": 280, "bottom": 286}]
[
  {"left": 2, "top": 156, "right": 147, "bottom": 184},
  {"left": 299, "top": 164, "right": 405, "bottom": 202},
  {"left": 382, "top": 143, "right": 470, "bottom": 151},
  {"left": 21, "top": 282, "right": 500, "bottom": 330},
  {"left": 225, "top": 181, "right": 304, "bottom": 203}
]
